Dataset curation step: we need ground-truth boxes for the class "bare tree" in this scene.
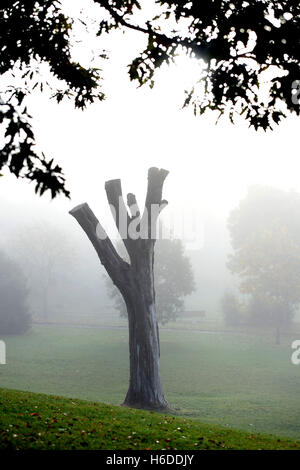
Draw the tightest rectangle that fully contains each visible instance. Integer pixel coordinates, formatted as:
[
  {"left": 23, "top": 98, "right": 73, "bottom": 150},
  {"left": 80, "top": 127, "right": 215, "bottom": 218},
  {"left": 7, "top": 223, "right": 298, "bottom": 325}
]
[{"left": 70, "top": 167, "right": 169, "bottom": 410}]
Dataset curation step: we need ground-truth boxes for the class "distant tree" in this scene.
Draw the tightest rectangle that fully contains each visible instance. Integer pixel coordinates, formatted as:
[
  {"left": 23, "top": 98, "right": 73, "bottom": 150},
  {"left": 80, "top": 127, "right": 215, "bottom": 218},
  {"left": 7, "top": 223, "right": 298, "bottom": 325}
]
[
  {"left": 227, "top": 185, "right": 300, "bottom": 343},
  {"left": 0, "top": 250, "right": 31, "bottom": 335},
  {"left": 107, "top": 238, "right": 195, "bottom": 325},
  {"left": 1, "top": 1, "right": 299, "bottom": 196},
  {"left": 246, "top": 293, "right": 282, "bottom": 328},
  {"left": 221, "top": 290, "right": 242, "bottom": 326},
  {"left": 9, "top": 222, "right": 74, "bottom": 319}
]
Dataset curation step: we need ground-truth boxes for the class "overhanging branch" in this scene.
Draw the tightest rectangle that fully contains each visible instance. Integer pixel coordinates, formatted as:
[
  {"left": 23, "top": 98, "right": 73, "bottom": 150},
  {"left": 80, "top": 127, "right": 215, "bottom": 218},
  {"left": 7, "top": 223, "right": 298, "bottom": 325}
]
[{"left": 97, "top": 1, "right": 209, "bottom": 57}]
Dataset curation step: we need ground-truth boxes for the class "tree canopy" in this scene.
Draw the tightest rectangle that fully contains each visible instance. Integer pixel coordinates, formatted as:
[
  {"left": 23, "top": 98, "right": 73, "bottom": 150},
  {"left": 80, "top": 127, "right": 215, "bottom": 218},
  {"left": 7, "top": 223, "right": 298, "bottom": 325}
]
[
  {"left": 1, "top": 0, "right": 299, "bottom": 197},
  {"left": 0, "top": 0, "right": 104, "bottom": 197}
]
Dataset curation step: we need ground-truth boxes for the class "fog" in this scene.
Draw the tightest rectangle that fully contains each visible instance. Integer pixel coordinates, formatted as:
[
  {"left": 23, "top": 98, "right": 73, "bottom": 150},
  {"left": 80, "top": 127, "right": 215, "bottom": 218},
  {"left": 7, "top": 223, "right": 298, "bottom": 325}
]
[
  {"left": 1, "top": 46, "right": 298, "bottom": 322},
  {"left": 1, "top": 0, "right": 300, "bottom": 442}
]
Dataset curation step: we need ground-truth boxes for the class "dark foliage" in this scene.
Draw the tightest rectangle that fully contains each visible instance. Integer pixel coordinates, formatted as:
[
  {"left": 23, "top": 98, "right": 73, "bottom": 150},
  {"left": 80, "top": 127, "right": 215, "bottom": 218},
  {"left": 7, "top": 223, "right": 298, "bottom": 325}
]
[
  {"left": 1, "top": 1, "right": 299, "bottom": 197},
  {"left": 98, "top": 0, "right": 300, "bottom": 129},
  {"left": 0, "top": 0, "right": 104, "bottom": 197}
]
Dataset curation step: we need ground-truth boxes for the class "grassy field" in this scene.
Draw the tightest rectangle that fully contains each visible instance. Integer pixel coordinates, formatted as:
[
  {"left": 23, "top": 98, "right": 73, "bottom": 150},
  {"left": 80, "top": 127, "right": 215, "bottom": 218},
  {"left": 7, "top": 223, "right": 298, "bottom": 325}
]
[
  {"left": 1, "top": 325, "right": 300, "bottom": 440},
  {"left": 0, "top": 388, "right": 300, "bottom": 450},
  {"left": 33, "top": 309, "right": 300, "bottom": 335}
]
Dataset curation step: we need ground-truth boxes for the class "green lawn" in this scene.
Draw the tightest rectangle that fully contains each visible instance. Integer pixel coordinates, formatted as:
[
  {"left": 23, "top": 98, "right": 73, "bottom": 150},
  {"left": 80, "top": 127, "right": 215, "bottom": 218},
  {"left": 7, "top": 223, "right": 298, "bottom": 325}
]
[
  {"left": 1, "top": 325, "right": 300, "bottom": 439},
  {"left": 0, "top": 388, "right": 299, "bottom": 450}
]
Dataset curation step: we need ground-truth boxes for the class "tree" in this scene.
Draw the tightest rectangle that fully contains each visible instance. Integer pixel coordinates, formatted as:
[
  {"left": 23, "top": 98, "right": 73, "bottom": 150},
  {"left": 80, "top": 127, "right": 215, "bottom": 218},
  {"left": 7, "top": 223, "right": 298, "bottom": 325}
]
[
  {"left": 0, "top": 250, "right": 31, "bottom": 335},
  {"left": 227, "top": 185, "right": 300, "bottom": 343},
  {"left": 70, "top": 167, "right": 169, "bottom": 410},
  {"left": 246, "top": 293, "right": 279, "bottom": 327},
  {"left": 8, "top": 222, "right": 74, "bottom": 319},
  {"left": 107, "top": 238, "right": 195, "bottom": 325},
  {"left": 1, "top": 1, "right": 299, "bottom": 196}
]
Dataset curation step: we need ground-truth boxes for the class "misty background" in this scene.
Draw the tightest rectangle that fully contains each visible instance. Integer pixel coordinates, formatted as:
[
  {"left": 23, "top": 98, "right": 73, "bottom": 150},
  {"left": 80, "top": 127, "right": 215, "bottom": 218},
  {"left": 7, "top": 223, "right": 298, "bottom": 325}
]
[{"left": 0, "top": 0, "right": 299, "bottom": 327}]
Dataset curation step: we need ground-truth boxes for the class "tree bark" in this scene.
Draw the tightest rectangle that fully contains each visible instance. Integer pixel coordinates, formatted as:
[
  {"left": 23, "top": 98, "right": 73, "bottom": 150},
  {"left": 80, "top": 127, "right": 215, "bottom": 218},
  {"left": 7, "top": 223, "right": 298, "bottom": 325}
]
[{"left": 69, "top": 167, "right": 169, "bottom": 410}]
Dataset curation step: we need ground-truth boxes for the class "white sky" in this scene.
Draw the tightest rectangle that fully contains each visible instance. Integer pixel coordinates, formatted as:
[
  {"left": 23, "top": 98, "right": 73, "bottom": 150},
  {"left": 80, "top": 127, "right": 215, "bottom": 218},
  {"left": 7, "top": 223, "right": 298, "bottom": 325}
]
[{"left": 0, "top": 0, "right": 299, "bottom": 247}]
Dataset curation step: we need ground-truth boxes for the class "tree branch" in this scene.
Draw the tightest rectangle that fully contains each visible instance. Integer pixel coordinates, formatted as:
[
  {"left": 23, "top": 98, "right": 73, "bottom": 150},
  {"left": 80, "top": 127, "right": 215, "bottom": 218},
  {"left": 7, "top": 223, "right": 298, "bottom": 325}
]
[
  {"left": 142, "top": 167, "right": 169, "bottom": 241},
  {"left": 145, "top": 167, "right": 169, "bottom": 209},
  {"left": 105, "top": 178, "right": 133, "bottom": 247},
  {"left": 97, "top": 1, "right": 209, "bottom": 57},
  {"left": 69, "top": 203, "right": 130, "bottom": 287}
]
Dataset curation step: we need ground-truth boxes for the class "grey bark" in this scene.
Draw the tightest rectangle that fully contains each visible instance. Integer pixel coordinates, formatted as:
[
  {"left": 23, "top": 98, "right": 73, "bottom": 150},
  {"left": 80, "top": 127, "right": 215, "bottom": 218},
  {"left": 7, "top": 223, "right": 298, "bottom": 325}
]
[{"left": 69, "top": 167, "right": 169, "bottom": 410}]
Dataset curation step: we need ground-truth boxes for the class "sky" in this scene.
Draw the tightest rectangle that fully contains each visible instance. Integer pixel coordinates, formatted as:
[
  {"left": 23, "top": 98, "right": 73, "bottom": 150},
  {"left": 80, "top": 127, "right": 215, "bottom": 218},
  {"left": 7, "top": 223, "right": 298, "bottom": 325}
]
[{"left": 0, "top": 0, "right": 299, "bottom": 250}]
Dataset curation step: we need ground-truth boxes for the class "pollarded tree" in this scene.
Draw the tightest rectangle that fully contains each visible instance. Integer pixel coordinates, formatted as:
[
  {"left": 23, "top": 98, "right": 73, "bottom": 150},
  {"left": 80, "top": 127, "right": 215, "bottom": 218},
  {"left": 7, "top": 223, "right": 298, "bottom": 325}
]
[
  {"left": 227, "top": 185, "right": 300, "bottom": 343},
  {"left": 107, "top": 238, "right": 195, "bottom": 325},
  {"left": 1, "top": 1, "right": 300, "bottom": 197},
  {"left": 70, "top": 167, "right": 169, "bottom": 410}
]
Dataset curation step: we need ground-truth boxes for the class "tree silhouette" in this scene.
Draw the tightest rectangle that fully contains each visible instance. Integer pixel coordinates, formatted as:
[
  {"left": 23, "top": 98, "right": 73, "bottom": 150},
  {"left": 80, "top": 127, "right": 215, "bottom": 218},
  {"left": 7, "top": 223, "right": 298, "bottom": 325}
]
[
  {"left": 99, "top": 0, "right": 300, "bottom": 129},
  {"left": 0, "top": 0, "right": 104, "bottom": 197}
]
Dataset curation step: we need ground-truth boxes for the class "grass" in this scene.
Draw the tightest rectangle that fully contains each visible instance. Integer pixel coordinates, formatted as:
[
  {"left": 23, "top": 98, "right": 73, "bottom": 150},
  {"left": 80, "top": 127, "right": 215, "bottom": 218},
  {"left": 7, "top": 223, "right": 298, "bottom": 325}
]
[
  {"left": 1, "top": 388, "right": 300, "bottom": 450},
  {"left": 1, "top": 325, "right": 300, "bottom": 440},
  {"left": 34, "top": 310, "right": 300, "bottom": 336}
]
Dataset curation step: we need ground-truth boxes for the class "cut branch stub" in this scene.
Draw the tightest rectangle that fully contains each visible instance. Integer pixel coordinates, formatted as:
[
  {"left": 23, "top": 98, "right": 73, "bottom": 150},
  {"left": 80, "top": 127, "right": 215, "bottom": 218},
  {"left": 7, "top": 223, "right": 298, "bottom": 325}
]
[
  {"left": 127, "top": 193, "right": 140, "bottom": 219},
  {"left": 105, "top": 168, "right": 169, "bottom": 256},
  {"left": 104, "top": 178, "right": 137, "bottom": 256},
  {"left": 105, "top": 179, "right": 130, "bottom": 239},
  {"left": 145, "top": 167, "right": 169, "bottom": 207},
  {"left": 142, "top": 167, "right": 169, "bottom": 241}
]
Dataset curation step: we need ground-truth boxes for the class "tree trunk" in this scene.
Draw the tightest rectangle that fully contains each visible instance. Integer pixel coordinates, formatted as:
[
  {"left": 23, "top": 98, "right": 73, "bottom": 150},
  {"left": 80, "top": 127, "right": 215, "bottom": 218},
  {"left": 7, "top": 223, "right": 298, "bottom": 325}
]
[
  {"left": 121, "top": 248, "right": 167, "bottom": 409},
  {"left": 69, "top": 167, "right": 169, "bottom": 411}
]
